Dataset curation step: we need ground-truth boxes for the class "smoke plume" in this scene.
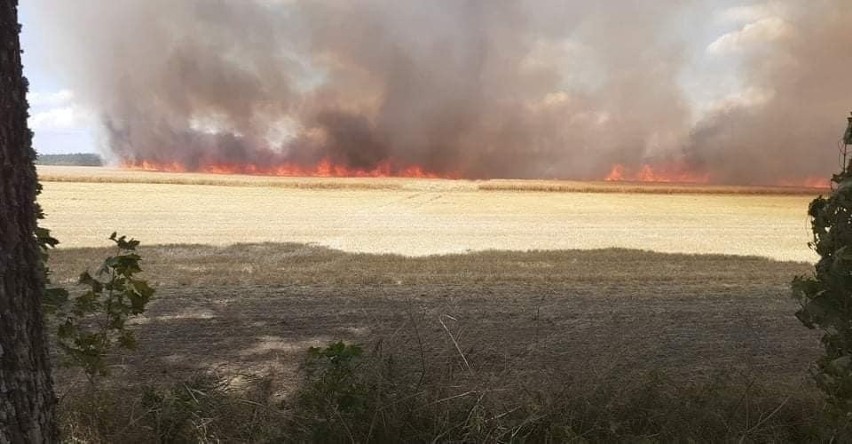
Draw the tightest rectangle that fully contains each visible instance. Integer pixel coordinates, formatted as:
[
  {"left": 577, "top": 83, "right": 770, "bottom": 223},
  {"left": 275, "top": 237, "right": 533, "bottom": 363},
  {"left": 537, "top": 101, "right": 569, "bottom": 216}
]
[{"left": 28, "top": 0, "right": 852, "bottom": 183}]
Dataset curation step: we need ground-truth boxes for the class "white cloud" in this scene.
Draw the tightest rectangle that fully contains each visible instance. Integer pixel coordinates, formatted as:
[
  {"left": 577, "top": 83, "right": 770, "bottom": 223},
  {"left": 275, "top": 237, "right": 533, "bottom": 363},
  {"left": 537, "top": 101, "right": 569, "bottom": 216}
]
[
  {"left": 30, "top": 106, "right": 87, "bottom": 131},
  {"left": 27, "top": 89, "right": 94, "bottom": 132},
  {"left": 28, "top": 89, "right": 74, "bottom": 108},
  {"left": 707, "top": 16, "right": 792, "bottom": 55}
]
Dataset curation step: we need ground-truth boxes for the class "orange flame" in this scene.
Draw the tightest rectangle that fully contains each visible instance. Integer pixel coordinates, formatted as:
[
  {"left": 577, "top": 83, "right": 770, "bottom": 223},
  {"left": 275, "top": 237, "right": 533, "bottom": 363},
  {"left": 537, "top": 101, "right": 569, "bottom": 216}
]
[
  {"left": 129, "top": 161, "right": 188, "bottom": 173},
  {"left": 604, "top": 164, "right": 711, "bottom": 184},
  {"left": 122, "top": 158, "right": 459, "bottom": 179},
  {"left": 605, "top": 163, "right": 832, "bottom": 188},
  {"left": 124, "top": 158, "right": 833, "bottom": 188}
]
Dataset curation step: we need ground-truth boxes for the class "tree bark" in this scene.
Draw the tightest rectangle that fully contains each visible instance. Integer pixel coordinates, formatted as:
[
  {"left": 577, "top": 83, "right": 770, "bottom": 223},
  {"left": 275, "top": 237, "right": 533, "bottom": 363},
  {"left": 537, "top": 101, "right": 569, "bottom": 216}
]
[{"left": 0, "top": 0, "right": 59, "bottom": 442}]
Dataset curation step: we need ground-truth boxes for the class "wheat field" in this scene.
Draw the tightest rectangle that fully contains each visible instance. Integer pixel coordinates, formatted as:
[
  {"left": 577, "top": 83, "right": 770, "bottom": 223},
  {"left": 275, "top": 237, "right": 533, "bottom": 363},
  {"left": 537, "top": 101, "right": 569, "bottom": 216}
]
[{"left": 39, "top": 166, "right": 818, "bottom": 262}]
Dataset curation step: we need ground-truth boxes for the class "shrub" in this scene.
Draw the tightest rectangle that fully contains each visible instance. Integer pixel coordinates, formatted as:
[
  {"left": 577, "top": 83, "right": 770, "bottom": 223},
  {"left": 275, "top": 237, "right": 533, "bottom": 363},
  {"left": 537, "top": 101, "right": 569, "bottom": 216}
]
[
  {"left": 41, "top": 232, "right": 154, "bottom": 378},
  {"left": 56, "top": 338, "right": 840, "bottom": 442},
  {"left": 794, "top": 159, "right": 852, "bottom": 411}
]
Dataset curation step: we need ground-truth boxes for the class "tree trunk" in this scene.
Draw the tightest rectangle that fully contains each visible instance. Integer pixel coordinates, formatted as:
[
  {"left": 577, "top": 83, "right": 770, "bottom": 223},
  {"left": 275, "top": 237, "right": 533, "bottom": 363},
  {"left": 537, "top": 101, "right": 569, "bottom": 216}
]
[{"left": 0, "top": 0, "right": 59, "bottom": 442}]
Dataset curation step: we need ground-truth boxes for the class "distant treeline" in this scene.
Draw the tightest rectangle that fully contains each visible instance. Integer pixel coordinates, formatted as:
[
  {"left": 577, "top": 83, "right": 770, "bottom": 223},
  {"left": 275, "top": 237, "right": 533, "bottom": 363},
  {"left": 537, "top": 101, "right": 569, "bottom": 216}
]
[{"left": 36, "top": 153, "right": 104, "bottom": 167}]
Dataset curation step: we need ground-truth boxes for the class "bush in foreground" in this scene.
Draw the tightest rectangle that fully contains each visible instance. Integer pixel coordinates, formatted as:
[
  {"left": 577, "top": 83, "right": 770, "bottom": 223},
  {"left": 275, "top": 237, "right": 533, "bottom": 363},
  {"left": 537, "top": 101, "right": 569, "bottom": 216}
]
[
  {"left": 58, "top": 340, "right": 842, "bottom": 443},
  {"left": 794, "top": 161, "right": 852, "bottom": 412}
]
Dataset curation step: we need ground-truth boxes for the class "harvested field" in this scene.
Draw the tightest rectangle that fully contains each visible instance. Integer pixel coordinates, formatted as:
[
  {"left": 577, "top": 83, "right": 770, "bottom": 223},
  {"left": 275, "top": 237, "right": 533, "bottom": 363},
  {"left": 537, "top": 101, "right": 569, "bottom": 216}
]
[
  {"left": 50, "top": 244, "right": 819, "bottom": 391},
  {"left": 39, "top": 166, "right": 818, "bottom": 262}
]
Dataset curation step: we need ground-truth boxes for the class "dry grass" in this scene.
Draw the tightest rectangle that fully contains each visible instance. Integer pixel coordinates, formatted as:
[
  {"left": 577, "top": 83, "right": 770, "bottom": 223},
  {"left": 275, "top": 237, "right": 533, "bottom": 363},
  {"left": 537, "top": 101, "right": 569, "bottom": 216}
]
[
  {"left": 38, "top": 166, "right": 818, "bottom": 262},
  {"left": 50, "top": 244, "right": 829, "bottom": 441},
  {"left": 60, "top": 362, "right": 829, "bottom": 442},
  {"left": 49, "top": 244, "right": 818, "bottom": 385}
]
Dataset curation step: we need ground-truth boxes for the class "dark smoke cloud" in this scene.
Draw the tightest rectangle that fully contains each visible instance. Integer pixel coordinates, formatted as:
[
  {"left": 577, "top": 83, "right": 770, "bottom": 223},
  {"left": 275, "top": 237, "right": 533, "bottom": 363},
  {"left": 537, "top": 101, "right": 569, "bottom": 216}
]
[{"left": 28, "top": 0, "right": 852, "bottom": 182}]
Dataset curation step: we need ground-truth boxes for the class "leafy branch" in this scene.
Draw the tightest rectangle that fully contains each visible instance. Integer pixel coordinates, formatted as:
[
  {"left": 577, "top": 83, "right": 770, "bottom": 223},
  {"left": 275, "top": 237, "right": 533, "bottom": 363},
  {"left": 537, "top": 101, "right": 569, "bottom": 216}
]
[{"left": 40, "top": 231, "right": 154, "bottom": 379}]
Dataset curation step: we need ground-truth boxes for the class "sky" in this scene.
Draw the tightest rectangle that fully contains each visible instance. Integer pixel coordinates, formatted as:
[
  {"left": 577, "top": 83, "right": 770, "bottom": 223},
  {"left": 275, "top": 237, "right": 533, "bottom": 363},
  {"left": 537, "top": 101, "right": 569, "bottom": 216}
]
[
  {"left": 17, "top": 1, "right": 778, "bottom": 157},
  {"left": 21, "top": 3, "right": 97, "bottom": 154}
]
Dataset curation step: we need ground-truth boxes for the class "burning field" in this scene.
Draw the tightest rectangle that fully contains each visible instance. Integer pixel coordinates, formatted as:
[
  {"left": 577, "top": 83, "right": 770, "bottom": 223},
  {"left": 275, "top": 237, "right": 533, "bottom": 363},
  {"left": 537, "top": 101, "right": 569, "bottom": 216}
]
[
  {"left": 27, "top": 0, "right": 852, "bottom": 438},
  {"left": 31, "top": 1, "right": 852, "bottom": 188}
]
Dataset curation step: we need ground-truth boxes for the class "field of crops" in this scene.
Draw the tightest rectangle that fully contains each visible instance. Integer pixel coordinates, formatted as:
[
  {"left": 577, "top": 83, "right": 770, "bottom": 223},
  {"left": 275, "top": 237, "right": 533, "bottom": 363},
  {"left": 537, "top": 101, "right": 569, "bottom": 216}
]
[{"left": 39, "top": 166, "right": 818, "bottom": 262}]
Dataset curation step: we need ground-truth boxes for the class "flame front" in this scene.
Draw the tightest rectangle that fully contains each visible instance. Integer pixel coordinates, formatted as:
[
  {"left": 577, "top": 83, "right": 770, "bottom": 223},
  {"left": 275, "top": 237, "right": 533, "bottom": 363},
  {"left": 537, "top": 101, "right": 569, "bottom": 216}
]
[
  {"left": 604, "top": 164, "right": 711, "bottom": 184},
  {"left": 123, "top": 158, "right": 832, "bottom": 188},
  {"left": 604, "top": 163, "right": 831, "bottom": 188},
  {"left": 123, "top": 158, "right": 459, "bottom": 179}
]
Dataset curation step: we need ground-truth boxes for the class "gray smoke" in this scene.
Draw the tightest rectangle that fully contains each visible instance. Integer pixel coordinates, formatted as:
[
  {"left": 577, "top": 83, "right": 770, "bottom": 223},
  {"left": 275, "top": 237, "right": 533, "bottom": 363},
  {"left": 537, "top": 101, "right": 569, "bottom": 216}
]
[
  {"left": 28, "top": 0, "right": 852, "bottom": 182},
  {"left": 687, "top": 0, "right": 852, "bottom": 184}
]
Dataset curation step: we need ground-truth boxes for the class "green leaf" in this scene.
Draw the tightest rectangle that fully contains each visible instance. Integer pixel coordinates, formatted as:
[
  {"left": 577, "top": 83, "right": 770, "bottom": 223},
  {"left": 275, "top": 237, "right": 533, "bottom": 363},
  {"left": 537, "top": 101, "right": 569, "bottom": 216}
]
[{"left": 43, "top": 287, "right": 69, "bottom": 312}]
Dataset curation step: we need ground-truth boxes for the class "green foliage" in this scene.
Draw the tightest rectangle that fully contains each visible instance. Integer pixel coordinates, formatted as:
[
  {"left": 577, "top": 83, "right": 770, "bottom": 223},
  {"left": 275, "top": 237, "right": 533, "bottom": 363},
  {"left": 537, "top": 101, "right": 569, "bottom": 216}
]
[
  {"left": 140, "top": 374, "right": 233, "bottom": 443},
  {"left": 294, "top": 342, "right": 371, "bottom": 440},
  {"left": 43, "top": 232, "right": 154, "bottom": 378},
  {"left": 36, "top": 225, "right": 67, "bottom": 310},
  {"left": 794, "top": 164, "right": 852, "bottom": 410}
]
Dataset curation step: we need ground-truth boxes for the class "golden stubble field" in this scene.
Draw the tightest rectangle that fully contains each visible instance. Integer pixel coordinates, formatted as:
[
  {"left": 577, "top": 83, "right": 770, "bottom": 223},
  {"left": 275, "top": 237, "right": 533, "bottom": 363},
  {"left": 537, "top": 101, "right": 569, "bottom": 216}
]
[
  {"left": 39, "top": 166, "right": 817, "bottom": 262},
  {"left": 38, "top": 166, "right": 824, "bottom": 394}
]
